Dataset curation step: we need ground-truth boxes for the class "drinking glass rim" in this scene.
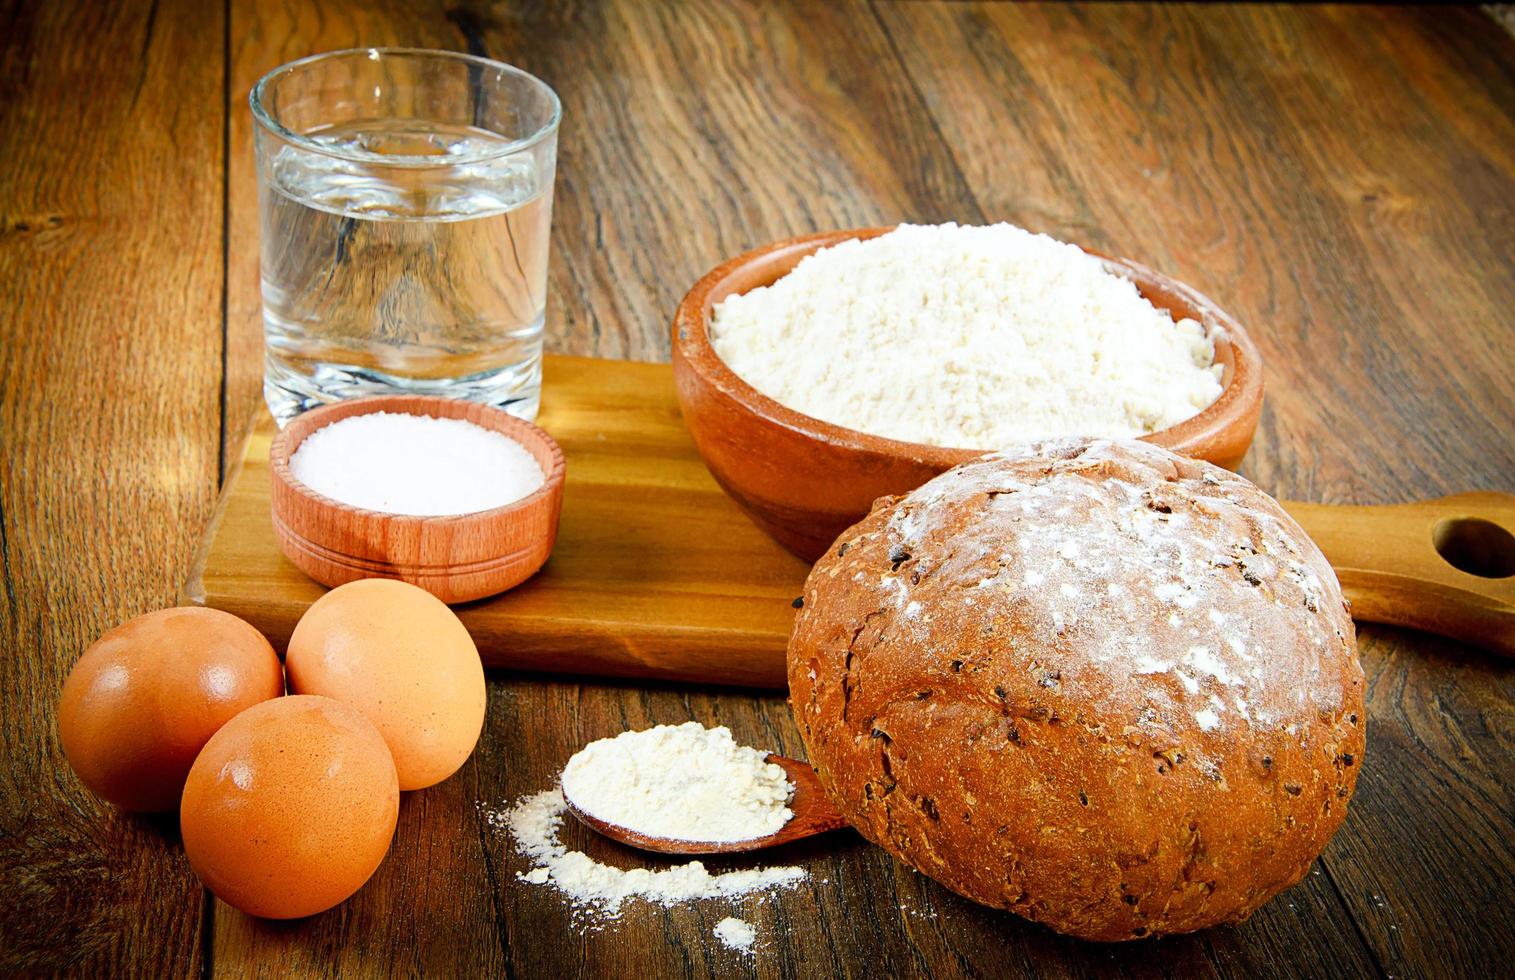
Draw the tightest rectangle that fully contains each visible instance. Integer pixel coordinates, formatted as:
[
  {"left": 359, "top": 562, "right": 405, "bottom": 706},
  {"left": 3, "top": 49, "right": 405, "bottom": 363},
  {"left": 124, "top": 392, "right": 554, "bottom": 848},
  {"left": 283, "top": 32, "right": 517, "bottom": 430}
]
[{"left": 249, "top": 47, "right": 562, "bottom": 166}]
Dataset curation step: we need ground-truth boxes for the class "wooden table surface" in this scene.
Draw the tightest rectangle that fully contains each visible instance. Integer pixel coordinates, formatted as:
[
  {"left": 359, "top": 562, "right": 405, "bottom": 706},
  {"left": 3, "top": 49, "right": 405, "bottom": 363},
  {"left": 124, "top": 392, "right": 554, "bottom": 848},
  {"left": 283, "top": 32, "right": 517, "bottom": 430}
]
[{"left": 3, "top": 2, "right": 1513, "bottom": 976}]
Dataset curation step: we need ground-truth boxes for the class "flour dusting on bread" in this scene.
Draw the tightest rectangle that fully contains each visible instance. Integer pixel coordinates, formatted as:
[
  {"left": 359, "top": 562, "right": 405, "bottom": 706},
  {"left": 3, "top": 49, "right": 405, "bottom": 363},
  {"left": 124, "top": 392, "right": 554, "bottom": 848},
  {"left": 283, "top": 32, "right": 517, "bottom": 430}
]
[{"left": 874, "top": 439, "right": 1345, "bottom": 732}]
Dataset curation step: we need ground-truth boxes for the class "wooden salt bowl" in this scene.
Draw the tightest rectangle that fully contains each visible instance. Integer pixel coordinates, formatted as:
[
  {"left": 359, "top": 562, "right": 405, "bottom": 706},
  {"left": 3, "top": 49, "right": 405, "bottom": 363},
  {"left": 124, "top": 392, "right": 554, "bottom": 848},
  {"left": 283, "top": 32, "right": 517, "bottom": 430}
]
[
  {"left": 672, "top": 227, "right": 1265, "bottom": 562},
  {"left": 269, "top": 395, "right": 565, "bottom": 604}
]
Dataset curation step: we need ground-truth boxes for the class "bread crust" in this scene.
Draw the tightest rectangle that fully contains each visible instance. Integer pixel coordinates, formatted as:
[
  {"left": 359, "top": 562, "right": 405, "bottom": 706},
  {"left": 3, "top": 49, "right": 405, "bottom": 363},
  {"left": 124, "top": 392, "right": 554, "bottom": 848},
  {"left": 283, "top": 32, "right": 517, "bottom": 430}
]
[{"left": 788, "top": 440, "right": 1364, "bottom": 941}]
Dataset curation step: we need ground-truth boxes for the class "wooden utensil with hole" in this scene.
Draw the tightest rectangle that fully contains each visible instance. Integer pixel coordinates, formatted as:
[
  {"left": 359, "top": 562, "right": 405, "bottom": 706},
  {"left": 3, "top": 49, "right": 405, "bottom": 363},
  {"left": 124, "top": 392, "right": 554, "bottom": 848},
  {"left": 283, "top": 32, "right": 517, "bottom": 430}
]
[
  {"left": 1285, "top": 492, "right": 1515, "bottom": 656},
  {"left": 564, "top": 754, "right": 850, "bottom": 855}
]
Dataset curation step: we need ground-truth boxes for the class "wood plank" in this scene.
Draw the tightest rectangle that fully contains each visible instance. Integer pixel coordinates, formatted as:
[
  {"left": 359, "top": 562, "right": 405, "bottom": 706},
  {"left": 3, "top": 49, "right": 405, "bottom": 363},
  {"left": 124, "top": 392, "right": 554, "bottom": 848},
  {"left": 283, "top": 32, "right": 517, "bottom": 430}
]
[
  {"left": 875, "top": 3, "right": 1515, "bottom": 976},
  {"left": 1324, "top": 626, "right": 1515, "bottom": 974},
  {"left": 488, "top": 0, "right": 985, "bottom": 361},
  {"left": 0, "top": 0, "right": 227, "bottom": 972}
]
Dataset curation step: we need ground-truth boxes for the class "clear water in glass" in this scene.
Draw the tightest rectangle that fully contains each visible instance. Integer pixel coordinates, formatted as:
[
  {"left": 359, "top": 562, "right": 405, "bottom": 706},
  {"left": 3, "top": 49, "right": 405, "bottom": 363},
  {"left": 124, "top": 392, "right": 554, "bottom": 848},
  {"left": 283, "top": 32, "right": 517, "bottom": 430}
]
[{"left": 260, "top": 121, "right": 551, "bottom": 423}]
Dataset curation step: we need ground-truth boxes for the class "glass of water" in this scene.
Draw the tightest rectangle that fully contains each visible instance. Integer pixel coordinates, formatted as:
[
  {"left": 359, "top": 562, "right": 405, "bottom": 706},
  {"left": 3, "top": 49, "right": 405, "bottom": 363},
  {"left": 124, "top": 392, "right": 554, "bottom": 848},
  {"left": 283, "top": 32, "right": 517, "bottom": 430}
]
[{"left": 251, "top": 49, "right": 560, "bottom": 425}]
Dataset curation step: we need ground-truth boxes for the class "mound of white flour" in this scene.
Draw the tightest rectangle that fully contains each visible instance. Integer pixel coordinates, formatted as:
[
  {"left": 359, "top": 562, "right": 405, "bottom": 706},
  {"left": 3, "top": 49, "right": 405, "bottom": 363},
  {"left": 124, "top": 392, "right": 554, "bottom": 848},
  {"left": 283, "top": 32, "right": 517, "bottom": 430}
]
[
  {"left": 710, "top": 223, "right": 1223, "bottom": 448},
  {"left": 561, "top": 723, "right": 793, "bottom": 843},
  {"left": 714, "top": 916, "right": 757, "bottom": 954}
]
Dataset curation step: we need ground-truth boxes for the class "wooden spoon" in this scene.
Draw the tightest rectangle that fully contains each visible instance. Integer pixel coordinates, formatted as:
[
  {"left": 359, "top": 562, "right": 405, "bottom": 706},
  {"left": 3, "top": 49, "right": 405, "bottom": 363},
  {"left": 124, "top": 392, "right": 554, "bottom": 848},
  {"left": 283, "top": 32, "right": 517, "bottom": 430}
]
[{"left": 563, "top": 754, "right": 850, "bottom": 855}]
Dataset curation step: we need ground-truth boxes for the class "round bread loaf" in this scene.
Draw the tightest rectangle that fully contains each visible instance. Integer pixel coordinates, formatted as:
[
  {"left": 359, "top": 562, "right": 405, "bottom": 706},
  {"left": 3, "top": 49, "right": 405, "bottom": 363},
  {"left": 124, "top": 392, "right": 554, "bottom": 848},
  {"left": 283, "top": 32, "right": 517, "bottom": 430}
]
[{"left": 788, "top": 439, "right": 1364, "bottom": 941}]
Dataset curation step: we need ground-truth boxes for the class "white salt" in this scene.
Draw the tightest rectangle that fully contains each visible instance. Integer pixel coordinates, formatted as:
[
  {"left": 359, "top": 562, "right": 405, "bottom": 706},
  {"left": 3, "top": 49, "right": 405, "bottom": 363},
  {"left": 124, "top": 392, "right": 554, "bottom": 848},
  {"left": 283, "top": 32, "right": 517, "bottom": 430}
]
[{"left": 289, "top": 411, "right": 545, "bottom": 516}]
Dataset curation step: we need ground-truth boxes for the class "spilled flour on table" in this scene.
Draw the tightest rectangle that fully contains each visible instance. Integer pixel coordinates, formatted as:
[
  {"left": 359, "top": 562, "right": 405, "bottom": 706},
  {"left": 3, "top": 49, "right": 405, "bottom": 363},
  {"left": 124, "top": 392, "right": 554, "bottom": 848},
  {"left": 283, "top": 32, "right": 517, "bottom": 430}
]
[
  {"left": 489, "top": 789, "right": 806, "bottom": 914},
  {"left": 481, "top": 787, "right": 807, "bottom": 933},
  {"left": 713, "top": 916, "right": 757, "bottom": 955}
]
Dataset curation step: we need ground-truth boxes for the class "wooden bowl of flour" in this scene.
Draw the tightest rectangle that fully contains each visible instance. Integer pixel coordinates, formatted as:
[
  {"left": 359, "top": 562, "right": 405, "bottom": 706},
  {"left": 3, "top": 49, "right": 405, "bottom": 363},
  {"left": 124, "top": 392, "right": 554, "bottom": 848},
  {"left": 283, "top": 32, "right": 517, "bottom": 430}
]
[
  {"left": 671, "top": 227, "right": 1264, "bottom": 562},
  {"left": 269, "top": 395, "right": 566, "bottom": 603}
]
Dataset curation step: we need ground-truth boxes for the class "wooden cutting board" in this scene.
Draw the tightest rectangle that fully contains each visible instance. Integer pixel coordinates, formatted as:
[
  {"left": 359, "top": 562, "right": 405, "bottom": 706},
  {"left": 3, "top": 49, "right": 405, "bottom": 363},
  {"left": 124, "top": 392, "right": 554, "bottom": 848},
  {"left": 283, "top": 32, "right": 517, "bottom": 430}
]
[
  {"left": 183, "top": 355, "right": 1515, "bottom": 685},
  {"left": 184, "top": 356, "right": 813, "bottom": 688}
]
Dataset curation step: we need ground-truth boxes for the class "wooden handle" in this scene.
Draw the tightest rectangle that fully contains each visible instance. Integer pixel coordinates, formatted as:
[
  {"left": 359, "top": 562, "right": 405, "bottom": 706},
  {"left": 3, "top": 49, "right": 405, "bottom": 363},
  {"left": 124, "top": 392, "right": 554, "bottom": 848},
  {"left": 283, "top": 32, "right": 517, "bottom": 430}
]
[{"left": 1280, "top": 493, "right": 1515, "bottom": 656}]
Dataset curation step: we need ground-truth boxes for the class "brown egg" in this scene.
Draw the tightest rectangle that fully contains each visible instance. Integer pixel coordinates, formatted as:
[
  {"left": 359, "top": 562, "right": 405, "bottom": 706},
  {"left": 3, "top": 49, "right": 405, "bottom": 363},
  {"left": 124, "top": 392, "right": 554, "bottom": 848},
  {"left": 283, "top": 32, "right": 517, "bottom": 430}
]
[
  {"left": 58, "top": 606, "right": 284, "bottom": 811},
  {"left": 286, "top": 579, "right": 485, "bottom": 790},
  {"left": 180, "top": 695, "right": 399, "bottom": 919}
]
